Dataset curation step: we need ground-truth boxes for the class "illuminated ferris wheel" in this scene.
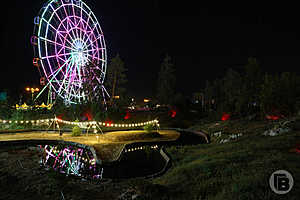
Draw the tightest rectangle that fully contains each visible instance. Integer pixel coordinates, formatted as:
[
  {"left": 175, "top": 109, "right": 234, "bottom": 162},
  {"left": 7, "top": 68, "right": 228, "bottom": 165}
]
[{"left": 31, "top": 0, "right": 109, "bottom": 104}]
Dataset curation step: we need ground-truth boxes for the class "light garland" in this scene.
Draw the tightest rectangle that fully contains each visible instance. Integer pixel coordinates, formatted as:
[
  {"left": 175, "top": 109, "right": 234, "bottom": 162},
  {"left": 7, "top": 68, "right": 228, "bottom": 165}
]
[
  {"left": 124, "top": 145, "right": 159, "bottom": 153},
  {"left": 0, "top": 118, "right": 159, "bottom": 128}
]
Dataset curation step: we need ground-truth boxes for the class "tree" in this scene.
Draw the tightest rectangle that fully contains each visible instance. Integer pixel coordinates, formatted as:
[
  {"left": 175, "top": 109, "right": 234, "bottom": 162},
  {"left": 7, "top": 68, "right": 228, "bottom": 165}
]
[
  {"left": 260, "top": 73, "right": 279, "bottom": 116},
  {"left": 222, "top": 68, "right": 243, "bottom": 113},
  {"left": 204, "top": 80, "right": 214, "bottom": 111},
  {"left": 105, "top": 54, "right": 128, "bottom": 103},
  {"left": 81, "top": 61, "right": 104, "bottom": 103},
  {"left": 244, "top": 57, "right": 263, "bottom": 106},
  {"left": 260, "top": 72, "right": 300, "bottom": 117},
  {"left": 156, "top": 54, "right": 176, "bottom": 105}
]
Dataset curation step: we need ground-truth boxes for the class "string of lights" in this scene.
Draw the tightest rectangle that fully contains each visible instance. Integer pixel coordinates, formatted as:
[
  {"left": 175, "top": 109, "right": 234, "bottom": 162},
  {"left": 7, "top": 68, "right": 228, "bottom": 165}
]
[
  {"left": 0, "top": 118, "right": 160, "bottom": 128},
  {"left": 124, "top": 145, "right": 159, "bottom": 153}
]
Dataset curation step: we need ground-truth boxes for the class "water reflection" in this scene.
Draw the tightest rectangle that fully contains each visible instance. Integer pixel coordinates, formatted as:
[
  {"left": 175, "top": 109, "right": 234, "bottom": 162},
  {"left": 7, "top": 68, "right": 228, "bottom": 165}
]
[
  {"left": 39, "top": 144, "right": 103, "bottom": 180},
  {"left": 38, "top": 143, "right": 170, "bottom": 180}
]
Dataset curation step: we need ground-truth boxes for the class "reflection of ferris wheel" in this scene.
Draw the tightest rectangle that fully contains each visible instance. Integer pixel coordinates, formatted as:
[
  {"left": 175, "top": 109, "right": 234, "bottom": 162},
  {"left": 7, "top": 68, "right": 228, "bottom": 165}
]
[{"left": 32, "top": 0, "right": 109, "bottom": 104}]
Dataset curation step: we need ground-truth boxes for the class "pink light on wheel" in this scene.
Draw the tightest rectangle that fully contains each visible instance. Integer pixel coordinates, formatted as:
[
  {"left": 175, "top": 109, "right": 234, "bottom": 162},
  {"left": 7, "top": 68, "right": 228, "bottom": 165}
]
[{"left": 32, "top": 0, "right": 109, "bottom": 104}]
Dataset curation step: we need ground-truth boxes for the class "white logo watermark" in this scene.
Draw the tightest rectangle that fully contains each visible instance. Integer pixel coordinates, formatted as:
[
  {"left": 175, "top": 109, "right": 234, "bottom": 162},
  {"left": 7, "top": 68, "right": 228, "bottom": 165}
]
[{"left": 269, "top": 170, "right": 294, "bottom": 194}]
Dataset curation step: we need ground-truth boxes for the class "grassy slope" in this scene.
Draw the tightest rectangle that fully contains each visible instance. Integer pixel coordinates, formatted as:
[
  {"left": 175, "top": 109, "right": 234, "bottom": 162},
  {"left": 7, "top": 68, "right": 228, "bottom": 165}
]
[
  {"left": 146, "top": 120, "right": 300, "bottom": 200},
  {"left": 1, "top": 119, "right": 300, "bottom": 199}
]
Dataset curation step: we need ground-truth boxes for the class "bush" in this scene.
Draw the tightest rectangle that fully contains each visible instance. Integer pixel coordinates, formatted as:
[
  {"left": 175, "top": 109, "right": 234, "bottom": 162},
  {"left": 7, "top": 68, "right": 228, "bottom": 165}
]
[
  {"left": 72, "top": 126, "right": 81, "bottom": 136},
  {"left": 143, "top": 124, "right": 155, "bottom": 133}
]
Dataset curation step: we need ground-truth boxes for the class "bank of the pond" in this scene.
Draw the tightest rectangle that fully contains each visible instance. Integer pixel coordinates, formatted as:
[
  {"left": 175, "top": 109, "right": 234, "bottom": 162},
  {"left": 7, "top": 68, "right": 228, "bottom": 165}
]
[
  {"left": 148, "top": 123, "right": 300, "bottom": 200},
  {"left": 0, "top": 124, "right": 211, "bottom": 199},
  {"left": 0, "top": 128, "right": 208, "bottom": 179}
]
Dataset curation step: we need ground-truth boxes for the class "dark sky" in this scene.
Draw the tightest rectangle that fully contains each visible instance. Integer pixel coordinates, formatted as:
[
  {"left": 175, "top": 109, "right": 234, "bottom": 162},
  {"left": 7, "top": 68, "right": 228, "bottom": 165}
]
[{"left": 1, "top": 1, "right": 300, "bottom": 100}]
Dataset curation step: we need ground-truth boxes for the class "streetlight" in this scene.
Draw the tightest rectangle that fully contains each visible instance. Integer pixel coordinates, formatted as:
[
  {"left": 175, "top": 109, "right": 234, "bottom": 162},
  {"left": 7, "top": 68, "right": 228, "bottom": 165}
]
[{"left": 25, "top": 87, "right": 40, "bottom": 102}]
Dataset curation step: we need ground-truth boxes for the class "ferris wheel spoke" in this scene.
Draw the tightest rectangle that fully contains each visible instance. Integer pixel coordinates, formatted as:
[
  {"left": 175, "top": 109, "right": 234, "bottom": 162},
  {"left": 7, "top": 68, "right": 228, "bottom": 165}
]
[
  {"left": 42, "top": 18, "right": 76, "bottom": 50},
  {"left": 80, "top": 30, "right": 93, "bottom": 48},
  {"left": 65, "top": 62, "right": 78, "bottom": 96},
  {"left": 57, "top": 33, "right": 76, "bottom": 51},
  {"left": 79, "top": 3, "right": 84, "bottom": 42},
  {"left": 86, "top": 53, "right": 106, "bottom": 63},
  {"left": 83, "top": 34, "right": 102, "bottom": 50},
  {"left": 61, "top": 5, "right": 78, "bottom": 43},
  {"left": 46, "top": 56, "right": 72, "bottom": 83},
  {"left": 56, "top": 55, "right": 71, "bottom": 65},
  {"left": 82, "top": 47, "right": 105, "bottom": 53},
  {"left": 50, "top": 4, "right": 68, "bottom": 33},
  {"left": 71, "top": 4, "right": 81, "bottom": 40},
  {"left": 76, "top": 63, "right": 83, "bottom": 89},
  {"left": 68, "top": 19, "right": 80, "bottom": 44},
  {"left": 57, "top": 59, "right": 74, "bottom": 95},
  {"left": 82, "top": 23, "right": 98, "bottom": 47},
  {"left": 41, "top": 51, "right": 74, "bottom": 60},
  {"left": 71, "top": 3, "right": 77, "bottom": 27},
  {"left": 57, "top": 43, "right": 67, "bottom": 55},
  {"left": 83, "top": 10, "right": 93, "bottom": 33},
  {"left": 39, "top": 36, "right": 75, "bottom": 52}
]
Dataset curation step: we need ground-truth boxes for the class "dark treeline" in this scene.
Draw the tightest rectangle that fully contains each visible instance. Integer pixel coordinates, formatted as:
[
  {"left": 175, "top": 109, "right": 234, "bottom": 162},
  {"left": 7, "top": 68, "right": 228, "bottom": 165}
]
[{"left": 201, "top": 57, "right": 300, "bottom": 119}]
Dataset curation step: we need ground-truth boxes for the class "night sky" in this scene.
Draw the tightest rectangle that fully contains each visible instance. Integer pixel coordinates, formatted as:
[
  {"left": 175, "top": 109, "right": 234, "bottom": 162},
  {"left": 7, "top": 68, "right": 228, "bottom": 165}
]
[{"left": 1, "top": 1, "right": 300, "bottom": 100}]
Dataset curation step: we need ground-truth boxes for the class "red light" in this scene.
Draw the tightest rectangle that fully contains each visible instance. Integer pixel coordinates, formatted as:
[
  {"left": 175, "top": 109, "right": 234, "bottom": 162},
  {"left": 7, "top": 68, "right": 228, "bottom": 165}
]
[
  {"left": 168, "top": 109, "right": 177, "bottom": 118},
  {"left": 221, "top": 113, "right": 230, "bottom": 121},
  {"left": 171, "top": 110, "right": 176, "bottom": 118},
  {"left": 83, "top": 112, "right": 93, "bottom": 120},
  {"left": 266, "top": 115, "right": 280, "bottom": 120},
  {"left": 105, "top": 120, "right": 113, "bottom": 127},
  {"left": 124, "top": 112, "right": 130, "bottom": 120},
  {"left": 296, "top": 144, "right": 300, "bottom": 154},
  {"left": 56, "top": 114, "right": 63, "bottom": 121}
]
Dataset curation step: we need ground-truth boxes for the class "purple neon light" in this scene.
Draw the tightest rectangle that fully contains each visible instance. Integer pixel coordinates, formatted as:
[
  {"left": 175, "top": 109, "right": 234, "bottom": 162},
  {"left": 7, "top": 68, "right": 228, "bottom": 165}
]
[{"left": 34, "top": 0, "right": 107, "bottom": 104}]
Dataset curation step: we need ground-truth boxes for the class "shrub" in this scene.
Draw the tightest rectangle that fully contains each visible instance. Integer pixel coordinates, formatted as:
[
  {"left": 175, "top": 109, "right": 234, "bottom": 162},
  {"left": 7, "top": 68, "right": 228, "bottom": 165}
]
[
  {"left": 72, "top": 125, "right": 81, "bottom": 136},
  {"left": 143, "top": 124, "right": 155, "bottom": 133}
]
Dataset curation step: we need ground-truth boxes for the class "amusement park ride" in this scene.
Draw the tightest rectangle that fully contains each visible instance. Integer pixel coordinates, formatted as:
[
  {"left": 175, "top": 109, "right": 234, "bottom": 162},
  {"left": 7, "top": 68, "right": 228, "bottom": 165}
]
[{"left": 31, "top": 0, "right": 109, "bottom": 105}]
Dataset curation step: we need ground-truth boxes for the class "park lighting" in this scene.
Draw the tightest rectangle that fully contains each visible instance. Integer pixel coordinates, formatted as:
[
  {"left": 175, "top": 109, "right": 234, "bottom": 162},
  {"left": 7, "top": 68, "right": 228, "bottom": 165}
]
[
  {"left": 1, "top": 117, "right": 159, "bottom": 129},
  {"left": 25, "top": 87, "right": 39, "bottom": 93},
  {"left": 25, "top": 87, "right": 40, "bottom": 101}
]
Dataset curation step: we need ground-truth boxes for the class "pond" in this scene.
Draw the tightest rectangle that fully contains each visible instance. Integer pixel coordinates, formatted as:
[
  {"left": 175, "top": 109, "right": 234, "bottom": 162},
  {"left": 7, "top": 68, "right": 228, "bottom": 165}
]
[
  {"left": 0, "top": 128, "right": 208, "bottom": 181},
  {"left": 102, "top": 143, "right": 170, "bottom": 179},
  {"left": 39, "top": 142, "right": 170, "bottom": 181}
]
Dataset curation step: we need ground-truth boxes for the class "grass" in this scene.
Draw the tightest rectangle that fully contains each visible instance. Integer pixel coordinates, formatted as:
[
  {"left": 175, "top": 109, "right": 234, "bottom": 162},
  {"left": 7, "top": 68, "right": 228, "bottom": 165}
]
[
  {"left": 1, "top": 117, "right": 300, "bottom": 199},
  {"left": 146, "top": 120, "right": 300, "bottom": 199}
]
